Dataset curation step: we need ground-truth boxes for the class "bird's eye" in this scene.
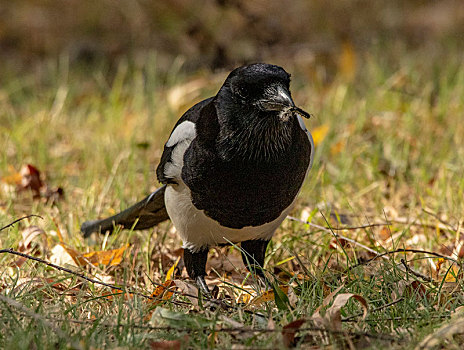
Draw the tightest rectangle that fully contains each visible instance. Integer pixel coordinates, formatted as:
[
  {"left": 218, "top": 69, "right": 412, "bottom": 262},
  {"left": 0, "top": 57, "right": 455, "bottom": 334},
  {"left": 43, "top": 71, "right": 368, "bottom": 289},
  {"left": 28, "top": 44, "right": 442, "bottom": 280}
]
[{"left": 235, "top": 86, "right": 249, "bottom": 99}]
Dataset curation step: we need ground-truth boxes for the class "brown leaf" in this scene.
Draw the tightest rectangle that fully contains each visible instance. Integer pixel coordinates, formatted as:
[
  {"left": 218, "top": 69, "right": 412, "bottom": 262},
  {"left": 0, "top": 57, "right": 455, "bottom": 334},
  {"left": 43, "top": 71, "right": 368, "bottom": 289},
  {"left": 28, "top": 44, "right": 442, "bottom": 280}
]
[
  {"left": 149, "top": 335, "right": 189, "bottom": 350},
  {"left": 311, "top": 287, "right": 368, "bottom": 331},
  {"left": 19, "top": 164, "right": 44, "bottom": 197},
  {"left": 402, "top": 280, "right": 427, "bottom": 300},
  {"left": 12, "top": 226, "right": 48, "bottom": 267},
  {"left": 173, "top": 280, "right": 199, "bottom": 306},
  {"left": 83, "top": 244, "right": 130, "bottom": 267},
  {"left": 250, "top": 285, "right": 294, "bottom": 306},
  {"left": 20, "top": 226, "right": 47, "bottom": 250},
  {"left": 282, "top": 319, "right": 306, "bottom": 348},
  {"left": 325, "top": 293, "right": 368, "bottom": 330},
  {"left": 150, "top": 280, "right": 176, "bottom": 305}
]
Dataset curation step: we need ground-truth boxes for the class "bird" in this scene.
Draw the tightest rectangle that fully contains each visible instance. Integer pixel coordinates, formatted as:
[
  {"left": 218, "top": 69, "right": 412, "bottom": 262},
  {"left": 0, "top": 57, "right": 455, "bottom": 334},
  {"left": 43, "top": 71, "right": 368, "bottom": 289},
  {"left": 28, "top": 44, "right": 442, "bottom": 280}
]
[{"left": 81, "top": 63, "right": 314, "bottom": 295}]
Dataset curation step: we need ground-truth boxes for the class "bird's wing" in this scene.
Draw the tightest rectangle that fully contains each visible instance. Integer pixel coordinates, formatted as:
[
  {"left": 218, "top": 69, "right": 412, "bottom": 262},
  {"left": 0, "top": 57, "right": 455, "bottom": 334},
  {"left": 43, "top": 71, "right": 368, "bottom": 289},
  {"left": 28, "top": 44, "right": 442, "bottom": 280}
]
[
  {"left": 81, "top": 185, "right": 169, "bottom": 237},
  {"left": 156, "top": 97, "right": 214, "bottom": 184}
]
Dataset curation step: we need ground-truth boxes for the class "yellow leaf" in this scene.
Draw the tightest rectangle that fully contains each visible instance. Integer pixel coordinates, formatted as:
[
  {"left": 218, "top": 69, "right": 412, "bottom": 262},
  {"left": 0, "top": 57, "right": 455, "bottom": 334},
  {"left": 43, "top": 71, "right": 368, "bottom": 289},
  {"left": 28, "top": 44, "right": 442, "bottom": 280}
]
[
  {"left": 58, "top": 243, "right": 86, "bottom": 266},
  {"left": 250, "top": 285, "right": 290, "bottom": 306},
  {"left": 165, "top": 256, "right": 181, "bottom": 282},
  {"left": 445, "top": 265, "right": 460, "bottom": 282},
  {"left": 436, "top": 258, "right": 445, "bottom": 275},
  {"left": 150, "top": 280, "right": 176, "bottom": 305},
  {"left": 83, "top": 244, "right": 130, "bottom": 267},
  {"left": 311, "top": 124, "right": 329, "bottom": 146}
]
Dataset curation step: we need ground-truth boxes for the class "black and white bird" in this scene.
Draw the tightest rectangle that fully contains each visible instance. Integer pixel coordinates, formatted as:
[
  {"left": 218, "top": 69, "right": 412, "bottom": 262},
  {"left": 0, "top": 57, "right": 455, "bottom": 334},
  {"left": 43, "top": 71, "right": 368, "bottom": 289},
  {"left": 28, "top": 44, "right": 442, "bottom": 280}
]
[{"left": 81, "top": 63, "right": 314, "bottom": 295}]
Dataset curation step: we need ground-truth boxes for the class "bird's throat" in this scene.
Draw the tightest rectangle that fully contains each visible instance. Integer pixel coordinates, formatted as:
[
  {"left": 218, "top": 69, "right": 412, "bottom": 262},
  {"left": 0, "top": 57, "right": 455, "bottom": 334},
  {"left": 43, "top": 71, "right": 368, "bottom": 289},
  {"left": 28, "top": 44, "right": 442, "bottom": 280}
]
[{"left": 217, "top": 115, "right": 293, "bottom": 162}]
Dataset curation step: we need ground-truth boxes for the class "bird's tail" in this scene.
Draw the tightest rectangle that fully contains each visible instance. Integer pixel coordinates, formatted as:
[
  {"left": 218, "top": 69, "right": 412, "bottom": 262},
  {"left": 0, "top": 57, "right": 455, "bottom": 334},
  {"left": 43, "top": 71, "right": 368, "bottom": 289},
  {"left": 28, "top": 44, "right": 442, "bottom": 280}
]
[{"left": 81, "top": 185, "right": 169, "bottom": 237}]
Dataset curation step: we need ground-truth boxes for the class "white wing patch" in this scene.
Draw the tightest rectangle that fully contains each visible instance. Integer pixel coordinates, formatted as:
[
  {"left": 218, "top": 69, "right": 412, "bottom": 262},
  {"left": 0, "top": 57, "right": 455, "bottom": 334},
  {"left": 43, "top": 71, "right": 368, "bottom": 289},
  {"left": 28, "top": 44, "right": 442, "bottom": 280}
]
[
  {"left": 163, "top": 121, "right": 197, "bottom": 180},
  {"left": 166, "top": 121, "right": 196, "bottom": 147}
]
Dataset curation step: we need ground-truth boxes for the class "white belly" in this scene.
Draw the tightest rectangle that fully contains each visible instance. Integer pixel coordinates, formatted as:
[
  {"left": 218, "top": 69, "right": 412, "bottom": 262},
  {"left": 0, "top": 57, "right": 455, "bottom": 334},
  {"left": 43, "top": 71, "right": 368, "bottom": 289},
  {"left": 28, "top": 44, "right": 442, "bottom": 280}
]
[{"left": 164, "top": 182, "right": 293, "bottom": 252}]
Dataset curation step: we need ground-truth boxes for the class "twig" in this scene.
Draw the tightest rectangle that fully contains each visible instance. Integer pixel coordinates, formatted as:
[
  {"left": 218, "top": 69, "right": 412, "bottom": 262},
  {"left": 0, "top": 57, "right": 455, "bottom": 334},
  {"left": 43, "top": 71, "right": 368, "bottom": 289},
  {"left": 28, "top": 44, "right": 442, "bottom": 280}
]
[
  {"left": 0, "top": 249, "right": 264, "bottom": 317},
  {"left": 401, "top": 259, "right": 433, "bottom": 282},
  {"left": 349, "top": 249, "right": 456, "bottom": 270},
  {"left": 288, "top": 216, "right": 384, "bottom": 257},
  {"left": 42, "top": 317, "right": 401, "bottom": 341},
  {"left": 343, "top": 314, "right": 450, "bottom": 323},
  {"left": 0, "top": 215, "right": 43, "bottom": 232},
  {"left": 287, "top": 215, "right": 464, "bottom": 233},
  {"left": 422, "top": 208, "right": 457, "bottom": 232},
  {"left": 0, "top": 248, "right": 147, "bottom": 296},
  {"left": 342, "top": 298, "right": 404, "bottom": 322}
]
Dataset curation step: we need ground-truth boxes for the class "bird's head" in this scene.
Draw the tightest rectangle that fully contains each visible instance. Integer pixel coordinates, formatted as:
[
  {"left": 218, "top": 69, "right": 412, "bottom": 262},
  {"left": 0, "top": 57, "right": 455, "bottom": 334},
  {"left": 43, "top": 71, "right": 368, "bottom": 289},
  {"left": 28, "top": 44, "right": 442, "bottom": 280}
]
[
  {"left": 217, "top": 63, "right": 311, "bottom": 122},
  {"left": 215, "top": 63, "right": 311, "bottom": 161}
]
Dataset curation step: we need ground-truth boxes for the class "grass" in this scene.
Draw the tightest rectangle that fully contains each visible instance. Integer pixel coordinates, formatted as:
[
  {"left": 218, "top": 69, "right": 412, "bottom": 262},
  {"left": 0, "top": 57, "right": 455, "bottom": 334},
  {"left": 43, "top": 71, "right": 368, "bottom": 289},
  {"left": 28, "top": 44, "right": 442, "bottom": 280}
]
[{"left": 1, "top": 42, "right": 464, "bottom": 349}]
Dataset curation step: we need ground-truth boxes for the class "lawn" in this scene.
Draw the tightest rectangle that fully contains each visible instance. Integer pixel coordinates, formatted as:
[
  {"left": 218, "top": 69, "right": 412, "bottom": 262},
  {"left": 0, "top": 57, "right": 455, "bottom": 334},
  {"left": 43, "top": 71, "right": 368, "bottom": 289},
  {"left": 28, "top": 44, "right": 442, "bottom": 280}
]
[{"left": 1, "top": 42, "right": 464, "bottom": 349}]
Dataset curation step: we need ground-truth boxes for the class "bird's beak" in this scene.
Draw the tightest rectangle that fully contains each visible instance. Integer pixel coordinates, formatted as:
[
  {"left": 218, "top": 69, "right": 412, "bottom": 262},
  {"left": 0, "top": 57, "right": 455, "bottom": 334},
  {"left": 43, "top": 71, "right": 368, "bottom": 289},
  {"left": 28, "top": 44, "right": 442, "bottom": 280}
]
[{"left": 258, "top": 86, "right": 312, "bottom": 119}]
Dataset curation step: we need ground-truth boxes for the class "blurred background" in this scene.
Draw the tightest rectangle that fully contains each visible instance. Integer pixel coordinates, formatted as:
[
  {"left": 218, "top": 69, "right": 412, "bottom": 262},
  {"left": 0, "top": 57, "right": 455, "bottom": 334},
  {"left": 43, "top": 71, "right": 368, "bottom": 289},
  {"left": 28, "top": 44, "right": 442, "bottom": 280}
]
[
  {"left": 1, "top": 0, "right": 464, "bottom": 220},
  {"left": 1, "top": 0, "right": 463, "bottom": 75}
]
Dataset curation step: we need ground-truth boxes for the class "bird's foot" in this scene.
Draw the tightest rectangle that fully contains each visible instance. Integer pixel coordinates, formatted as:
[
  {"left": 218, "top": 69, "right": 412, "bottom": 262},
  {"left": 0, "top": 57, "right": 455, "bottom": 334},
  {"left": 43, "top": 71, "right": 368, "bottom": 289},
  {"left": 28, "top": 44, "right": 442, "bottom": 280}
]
[{"left": 195, "top": 276, "right": 212, "bottom": 298}]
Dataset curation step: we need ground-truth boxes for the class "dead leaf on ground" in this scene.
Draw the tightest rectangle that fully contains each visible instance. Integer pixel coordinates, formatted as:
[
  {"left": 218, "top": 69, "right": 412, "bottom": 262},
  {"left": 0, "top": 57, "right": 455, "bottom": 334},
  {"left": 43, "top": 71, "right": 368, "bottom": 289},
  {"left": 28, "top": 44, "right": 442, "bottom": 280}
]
[
  {"left": 12, "top": 226, "right": 48, "bottom": 267},
  {"left": 149, "top": 335, "right": 189, "bottom": 350},
  {"left": 282, "top": 319, "right": 306, "bottom": 348},
  {"left": 150, "top": 280, "right": 176, "bottom": 306},
  {"left": 82, "top": 244, "right": 130, "bottom": 267},
  {"left": 165, "top": 257, "right": 181, "bottom": 282},
  {"left": 1, "top": 164, "right": 64, "bottom": 201},
  {"left": 311, "top": 287, "right": 368, "bottom": 331},
  {"left": 10, "top": 277, "right": 82, "bottom": 297},
  {"left": 250, "top": 285, "right": 296, "bottom": 307},
  {"left": 173, "top": 279, "right": 199, "bottom": 306}
]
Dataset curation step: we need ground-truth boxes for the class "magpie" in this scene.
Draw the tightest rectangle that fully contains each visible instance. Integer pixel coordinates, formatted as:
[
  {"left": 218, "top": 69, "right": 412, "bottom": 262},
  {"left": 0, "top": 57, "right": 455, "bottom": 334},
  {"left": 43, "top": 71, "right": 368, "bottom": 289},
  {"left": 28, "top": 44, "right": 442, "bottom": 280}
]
[{"left": 81, "top": 63, "right": 314, "bottom": 295}]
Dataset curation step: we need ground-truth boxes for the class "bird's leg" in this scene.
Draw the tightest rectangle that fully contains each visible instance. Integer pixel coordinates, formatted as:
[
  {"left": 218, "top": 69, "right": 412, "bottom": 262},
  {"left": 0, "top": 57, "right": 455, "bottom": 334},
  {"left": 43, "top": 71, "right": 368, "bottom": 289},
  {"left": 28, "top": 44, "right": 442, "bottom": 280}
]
[
  {"left": 183, "top": 247, "right": 211, "bottom": 296},
  {"left": 240, "top": 239, "right": 271, "bottom": 287}
]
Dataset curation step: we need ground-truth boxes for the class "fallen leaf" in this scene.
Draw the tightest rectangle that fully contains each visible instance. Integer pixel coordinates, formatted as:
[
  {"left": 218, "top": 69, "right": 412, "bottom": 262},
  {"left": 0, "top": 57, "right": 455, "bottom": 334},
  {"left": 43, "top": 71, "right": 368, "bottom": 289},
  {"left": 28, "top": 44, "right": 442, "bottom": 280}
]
[
  {"left": 49, "top": 244, "right": 79, "bottom": 267},
  {"left": 83, "top": 244, "right": 130, "bottom": 267},
  {"left": 150, "top": 280, "right": 176, "bottom": 305},
  {"left": 12, "top": 225, "right": 48, "bottom": 267},
  {"left": 250, "top": 288, "right": 275, "bottom": 305},
  {"left": 444, "top": 265, "right": 461, "bottom": 282},
  {"left": 311, "top": 287, "right": 367, "bottom": 331},
  {"left": 165, "top": 256, "right": 181, "bottom": 282},
  {"left": 402, "top": 280, "right": 427, "bottom": 301},
  {"left": 173, "top": 279, "right": 199, "bottom": 306},
  {"left": 149, "top": 335, "right": 189, "bottom": 350},
  {"left": 19, "top": 164, "right": 43, "bottom": 197},
  {"left": 325, "top": 293, "right": 368, "bottom": 330},
  {"left": 250, "top": 285, "right": 293, "bottom": 308},
  {"left": 282, "top": 319, "right": 306, "bottom": 348},
  {"left": 435, "top": 258, "right": 445, "bottom": 276}
]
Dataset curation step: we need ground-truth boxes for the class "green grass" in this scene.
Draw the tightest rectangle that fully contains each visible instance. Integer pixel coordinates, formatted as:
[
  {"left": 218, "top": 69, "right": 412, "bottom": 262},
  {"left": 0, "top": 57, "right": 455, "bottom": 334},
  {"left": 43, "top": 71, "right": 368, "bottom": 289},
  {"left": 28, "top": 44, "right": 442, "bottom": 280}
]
[{"left": 1, "top": 43, "right": 464, "bottom": 349}]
